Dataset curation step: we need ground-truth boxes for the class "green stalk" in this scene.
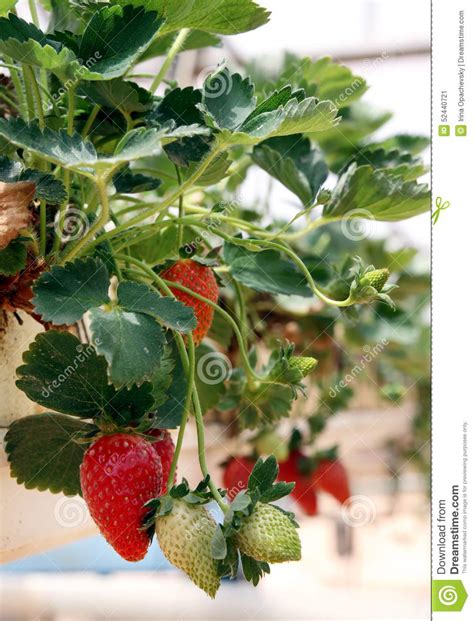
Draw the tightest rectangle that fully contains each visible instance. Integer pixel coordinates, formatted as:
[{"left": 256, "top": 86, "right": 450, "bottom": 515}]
[
  {"left": 175, "top": 165, "right": 184, "bottom": 248},
  {"left": 39, "top": 201, "right": 47, "bottom": 255},
  {"left": 3, "top": 58, "right": 25, "bottom": 118},
  {"left": 81, "top": 104, "right": 100, "bottom": 138},
  {"left": 0, "top": 89, "right": 20, "bottom": 114},
  {"left": 60, "top": 174, "right": 111, "bottom": 264},
  {"left": 165, "top": 333, "right": 194, "bottom": 490},
  {"left": 192, "top": 382, "right": 228, "bottom": 512},
  {"left": 90, "top": 145, "right": 223, "bottom": 250},
  {"left": 52, "top": 86, "right": 77, "bottom": 254},
  {"left": 247, "top": 238, "right": 353, "bottom": 307},
  {"left": 24, "top": 65, "right": 45, "bottom": 129},
  {"left": 150, "top": 28, "right": 191, "bottom": 93},
  {"left": 21, "top": 64, "right": 35, "bottom": 123},
  {"left": 28, "top": 0, "right": 40, "bottom": 26}
]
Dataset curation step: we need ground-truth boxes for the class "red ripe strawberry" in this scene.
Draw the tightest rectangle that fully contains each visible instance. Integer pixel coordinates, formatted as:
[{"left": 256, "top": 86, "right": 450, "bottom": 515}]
[
  {"left": 223, "top": 456, "right": 255, "bottom": 500},
  {"left": 80, "top": 433, "right": 162, "bottom": 561},
  {"left": 148, "top": 429, "right": 175, "bottom": 494},
  {"left": 313, "top": 458, "right": 350, "bottom": 504},
  {"left": 160, "top": 259, "right": 218, "bottom": 345},
  {"left": 278, "top": 450, "right": 318, "bottom": 516}
]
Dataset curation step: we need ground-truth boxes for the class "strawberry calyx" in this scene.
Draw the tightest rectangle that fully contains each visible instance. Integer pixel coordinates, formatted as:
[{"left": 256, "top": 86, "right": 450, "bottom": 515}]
[{"left": 213, "top": 456, "right": 301, "bottom": 585}]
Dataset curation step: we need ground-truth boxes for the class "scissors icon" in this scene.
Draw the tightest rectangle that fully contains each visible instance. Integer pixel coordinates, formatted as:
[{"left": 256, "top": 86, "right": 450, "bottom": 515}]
[{"left": 432, "top": 196, "right": 450, "bottom": 224}]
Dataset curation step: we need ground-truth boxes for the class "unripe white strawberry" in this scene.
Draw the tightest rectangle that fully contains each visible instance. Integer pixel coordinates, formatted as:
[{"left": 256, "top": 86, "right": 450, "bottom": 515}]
[
  {"left": 155, "top": 500, "right": 220, "bottom": 597},
  {"left": 236, "top": 502, "right": 301, "bottom": 563}
]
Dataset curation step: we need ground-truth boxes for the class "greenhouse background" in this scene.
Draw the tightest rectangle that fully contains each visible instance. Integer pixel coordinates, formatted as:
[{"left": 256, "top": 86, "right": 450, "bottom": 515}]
[{"left": 1, "top": 0, "right": 430, "bottom": 619}]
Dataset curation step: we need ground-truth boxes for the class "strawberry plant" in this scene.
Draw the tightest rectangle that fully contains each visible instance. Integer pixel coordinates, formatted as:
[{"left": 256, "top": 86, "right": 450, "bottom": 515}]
[{"left": 1, "top": 0, "right": 429, "bottom": 596}]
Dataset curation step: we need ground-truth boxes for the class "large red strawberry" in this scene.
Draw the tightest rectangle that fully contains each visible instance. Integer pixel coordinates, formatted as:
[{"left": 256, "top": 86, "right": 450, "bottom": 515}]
[
  {"left": 223, "top": 456, "right": 255, "bottom": 500},
  {"left": 313, "top": 458, "right": 350, "bottom": 504},
  {"left": 80, "top": 433, "right": 163, "bottom": 561},
  {"left": 278, "top": 450, "right": 318, "bottom": 516},
  {"left": 160, "top": 259, "right": 219, "bottom": 345},
  {"left": 148, "top": 429, "right": 175, "bottom": 494}
]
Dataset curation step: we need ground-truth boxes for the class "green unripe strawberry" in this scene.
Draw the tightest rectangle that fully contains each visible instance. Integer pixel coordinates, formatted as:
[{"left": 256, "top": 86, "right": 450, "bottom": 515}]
[
  {"left": 254, "top": 430, "right": 289, "bottom": 462},
  {"left": 288, "top": 356, "right": 318, "bottom": 377},
  {"left": 155, "top": 500, "right": 220, "bottom": 597},
  {"left": 235, "top": 503, "right": 301, "bottom": 563},
  {"left": 359, "top": 268, "right": 389, "bottom": 292}
]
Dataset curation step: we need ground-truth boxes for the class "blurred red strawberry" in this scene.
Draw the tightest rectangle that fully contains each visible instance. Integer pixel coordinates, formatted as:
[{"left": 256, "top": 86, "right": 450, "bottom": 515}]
[
  {"left": 278, "top": 450, "right": 318, "bottom": 516},
  {"left": 223, "top": 456, "right": 255, "bottom": 500},
  {"left": 313, "top": 458, "right": 350, "bottom": 505}
]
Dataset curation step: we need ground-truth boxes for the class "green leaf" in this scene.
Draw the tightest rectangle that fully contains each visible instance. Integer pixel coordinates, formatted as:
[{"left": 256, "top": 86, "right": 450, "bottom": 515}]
[
  {"left": 16, "top": 331, "right": 112, "bottom": 418},
  {"left": 148, "top": 345, "right": 175, "bottom": 409},
  {"left": 260, "top": 481, "right": 295, "bottom": 503},
  {"left": 5, "top": 413, "right": 94, "bottom": 496},
  {"left": 152, "top": 339, "right": 188, "bottom": 428},
  {"left": 0, "top": 1, "right": 18, "bottom": 17},
  {"left": 0, "top": 119, "right": 97, "bottom": 172},
  {"left": 150, "top": 86, "right": 211, "bottom": 167},
  {"left": 373, "top": 134, "right": 429, "bottom": 155},
  {"left": 200, "top": 69, "right": 339, "bottom": 146},
  {"left": 0, "top": 13, "right": 76, "bottom": 75},
  {"left": 202, "top": 67, "right": 256, "bottom": 131},
  {"left": 0, "top": 156, "right": 67, "bottom": 204},
  {"left": 346, "top": 147, "right": 426, "bottom": 181},
  {"left": 0, "top": 119, "right": 208, "bottom": 174},
  {"left": 211, "top": 525, "right": 227, "bottom": 559},
  {"left": 224, "top": 242, "right": 312, "bottom": 297},
  {"left": 79, "top": 79, "right": 153, "bottom": 114},
  {"left": 265, "top": 97, "right": 339, "bottom": 138},
  {"left": 240, "top": 553, "right": 270, "bottom": 586},
  {"left": 120, "top": 0, "right": 270, "bottom": 35},
  {"left": 138, "top": 29, "right": 220, "bottom": 61},
  {"left": 248, "top": 456, "right": 278, "bottom": 493},
  {"left": 89, "top": 306, "right": 166, "bottom": 387},
  {"left": 314, "top": 102, "right": 392, "bottom": 171},
  {"left": 0, "top": 237, "right": 28, "bottom": 276},
  {"left": 16, "top": 330, "right": 155, "bottom": 422},
  {"left": 78, "top": 5, "right": 164, "bottom": 80},
  {"left": 187, "top": 152, "right": 231, "bottom": 186},
  {"left": 113, "top": 167, "right": 162, "bottom": 193},
  {"left": 32, "top": 258, "right": 110, "bottom": 325},
  {"left": 323, "top": 163, "right": 430, "bottom": 221},
  {"left": 105, "top": 125, "right": 210, "bottom": 169},
  {"left": 252, "top": 135, "right": 328, "bottom": 205},
  {"left": 301, "top": 56, "right": 367, "bottom": 107},
  {"left": 239, "top": 383, "right": 294, "bottom": 429},
  {"left": 117, "top": 281, "right": 196, "bottom": 332},
  {"left": 194, "top": 342, "right": 227, "bottom": 413},
  {"left": 129, "top": 226, "right": 179, "bottom": 264}
]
